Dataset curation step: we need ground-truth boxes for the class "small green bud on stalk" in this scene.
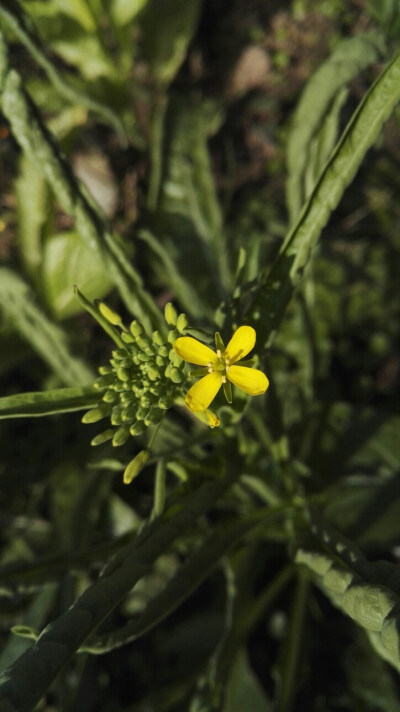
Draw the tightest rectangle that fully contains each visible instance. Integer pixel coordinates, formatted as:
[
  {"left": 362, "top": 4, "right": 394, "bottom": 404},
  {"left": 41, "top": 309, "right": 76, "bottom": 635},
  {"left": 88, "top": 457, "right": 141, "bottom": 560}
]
[
  {"left": 164, "top": 302, "right": 178, "bottom": 326},
  {"left": 129, "top": 421, "right": 146, "bottom": 436},
  {"left": 82, "top": 406, "right": 110, "bottom": 424},
  {"left": 152, "top": 330, "right": 163, "bottom": 346},
  {"left": 95, "top": 373, "right": 115, "bottom": 388},
  {"left": 103, "top": 390, "right": 118, "bottom": 403},
  {"left": 91, "top": 430, "right": 114, "bottom": 446},
  {"left": 111, "top": 407, "right": 124, "bottom": 425},
  {"left": 112, "top": 426, "right": 130, "bottom": 447},
  {"left": 98, "top": 302, "right": 123, "bottom": 326},
  {"left": 116, "top": 367, "right": 130, "bottom": 382},
  {"left": 123, "top": 450, "right": 149, "bottom": 484},
  {"left": 130, "top": 320, "right": 143, "bottom": 337},
  {"left": 176, "top": 313, "right": 189, "bottom": 333},
  {"left": 169, "top": 368, "right": 183, "bottom": 384},
  {"left": 167, "top": 329, "right": 179, "bottom": 344}
]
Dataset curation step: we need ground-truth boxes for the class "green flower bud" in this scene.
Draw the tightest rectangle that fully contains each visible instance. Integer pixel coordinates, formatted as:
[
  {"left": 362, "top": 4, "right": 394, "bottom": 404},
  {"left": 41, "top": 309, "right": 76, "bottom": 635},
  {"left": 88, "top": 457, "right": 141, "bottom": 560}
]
[
  {"left": 91, "top": 430, "right": 114, "bottom": 446},
  {"left": 121, "top": 332, "right": 135, "bottom": 344},
  {"left": 167, "top": 329, "right": 179, "bottom": 344},
  {"left": 159, "top": 395, "right": 173, "bottom": 409},
  {"left": 112, "top": 426, "right": 130, "bottom": 447},
  {"left": 169, "top": 367, "right": 183, "bottom": 384},
  {"left": 144, "top": 408, "right": 163, "bottom": 426},
  {"left": 158, "top": 345, "right": 169, "bottom": 357},
  {"left": 176, "top": 313, "right": 189, "bottom": 333},
  {"left": 81, "top": 406, "right": 110, "bottom": 424},
  {"left": 164, "top": 302, "right": 178, "bottom": 326},
  {"left": 169, "top": 349, "right": 182, "bottom": 367},
  {"left": 111, "top": 407, "right": 123, "bottom": 426},
  {"left": 140, "top": 395, "right": 152, "bottom": 408},
  {"left": 122, "top": 403, "right": 137, "bottom": 421},
  {"left": 130, "top": 320, "right": 143, "bottom": 337},
  {"left": 103, "top": 390, "right": 118, "bottom": 404},
  {"left": 98, "top": 301, "right": 122, "bottom": 326},
  {"left": 98, "top": 365, "right": 113, "bottom": 375},
  {"left": 116, "top": 367, "right": 130, "bottom": 382},
  {"left": 130, "top": 421, "right": 146, "bottom": 435},
  {"left": 136, "top": 335, "right": 150, "bottom": 351},
  {"left": 112, "top": 348, "right": 128, "bottom": 360},
  {"left": 152, "top": 330, "right": 164, "bottom": 346},
  {"left": 147, "top": 365, "right": 160, "bottom": 382},
  {"left": 95, "top": 373, "right": 115, "bottom": 388},
  {"left": 136, "top": 406, "right": 148, "bottom": 420},
  {"left": 156, "top": 355, "right": 165, "bottom": 367},
  {"left": 123, "top": 450, "right": 149, "bottom": 484}
]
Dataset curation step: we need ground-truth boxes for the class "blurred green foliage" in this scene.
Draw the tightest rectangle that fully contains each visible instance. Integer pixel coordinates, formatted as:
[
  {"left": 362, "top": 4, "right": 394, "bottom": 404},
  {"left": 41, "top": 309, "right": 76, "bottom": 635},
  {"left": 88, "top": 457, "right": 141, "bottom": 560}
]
[{"left": 0, "top": 0, "right": 400, "bottom": 710}]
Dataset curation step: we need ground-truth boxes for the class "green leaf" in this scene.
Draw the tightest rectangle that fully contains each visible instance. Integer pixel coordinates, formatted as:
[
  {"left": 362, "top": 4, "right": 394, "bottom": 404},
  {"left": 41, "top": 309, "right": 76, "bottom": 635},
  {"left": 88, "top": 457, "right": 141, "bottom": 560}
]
[
  {"left": 223, "top": 648, "right": 272, "bottom": 712},
  {"left": 42, "top": 230, "right": 113, "bottom": 319},
  {"left": 287, "top": 32, "right": 385, "bottom": 223},
  {"left": 244, "top": 48, "right": 400, "bottom": 348},
  {"left": 0, "top": 34, "right": 161, "bottom": 331},
  {"left": 140, "top": 0, "right": 202, "bottom": 84},
  {"left": 15, "top": 154, "right": 50, "bottom": 285},
  {"left": 0, "top": 0, "right": 127, "bottom": 141},
  {"left": 111, "top": 0, "right": 149, "bottom": 25},
  {"left": 0, "top": 268, "right": 94, "bottom": 385},
  {"left": 0, "top": 386, "right": 99, "bottom": 419},
  {"left": 0, "top": 470, "right": 240, "bottom": 711}
]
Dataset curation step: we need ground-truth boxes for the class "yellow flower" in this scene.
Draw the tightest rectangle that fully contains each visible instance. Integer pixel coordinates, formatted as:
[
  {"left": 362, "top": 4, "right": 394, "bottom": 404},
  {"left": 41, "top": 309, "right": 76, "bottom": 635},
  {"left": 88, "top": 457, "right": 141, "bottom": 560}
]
[{"left": 173, "top": 326, "right": 269, "bottom": 413}]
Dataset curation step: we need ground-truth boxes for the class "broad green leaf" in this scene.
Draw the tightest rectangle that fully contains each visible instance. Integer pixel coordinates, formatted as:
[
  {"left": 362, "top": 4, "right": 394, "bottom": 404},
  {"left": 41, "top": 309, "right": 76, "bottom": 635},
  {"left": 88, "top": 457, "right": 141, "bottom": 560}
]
[
  {"left": 0, "top": 386, "right": 98, "bottom": 418},
  {"left": 48, "top": 0, "right": 96, "bottom": 31},
  {"left": 296, "top": 518, "right": 400, "bottom": 672},
  {"left": 111, "top": 0, "right": 149, "bottom": 25},
  {"left": 140, "top": 0, "right": 202, "bottom": 84},
  {"left": 15, "top": 154, "right": 50, "bottom": 285},
  {"left": 0, "top": 0, "right": 127, "bottom": 141},
  {"left": 243, "top": 49, "right": 400, "bottom": 348},
  {"left": 42, "top": 230, "right": 113, "bottom": 319},
  {"left": 0, "top": 36, "right": 162, "bottom": 331},
  {"left": 287, "top": 32, "right": 385, "bottom": 222},
  {"left": 347, "top": 631, "right": 400, "bottom": 709},
  {"left": 0, "top": 470, "right": 240, "bottom": 711},
  {"left": 80, "top": 518, "right": 259, "bottom": 654},
  {"left": 0, "top": 268, "right": 94, "bottom": 385},
  {"left": 223, "top": 648, "right": 272, "bottom": 712}
]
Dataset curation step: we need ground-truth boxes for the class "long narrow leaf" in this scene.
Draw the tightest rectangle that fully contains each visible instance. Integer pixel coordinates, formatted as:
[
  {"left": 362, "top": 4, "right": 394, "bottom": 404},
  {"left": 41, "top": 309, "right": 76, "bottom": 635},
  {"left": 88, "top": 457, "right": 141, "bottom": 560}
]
[
  {"left": 0, "top": 268, "right": 93, "bottom": 386},
  {"left": 0, "top": 386, "right": 99, "bottom": 419},
  {"left": 287, "top": 32, "right": 384, "bottom": 222},
  {"left": 0, "top": 0, "right": 128, "bottom": 143},
  {"left": 0, "top": 33, "right": 162, "bottom": 333},
  {"left": 242, "top": 49, "right": 400, "bottom": 348},
  {"left": 0, "top": 470, "right": 240, "bottom": 711}
]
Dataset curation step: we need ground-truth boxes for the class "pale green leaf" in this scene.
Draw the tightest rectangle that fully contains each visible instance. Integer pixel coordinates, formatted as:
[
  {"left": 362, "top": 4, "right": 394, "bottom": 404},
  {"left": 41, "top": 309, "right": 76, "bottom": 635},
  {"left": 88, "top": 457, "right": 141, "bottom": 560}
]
[
  {"left": 111, "top": 0, "right": 149, "bottom": 25},
  {"left": 223, "top": 648, "right": 272, "bottom": 712},
  {"left": 0, "top": 386, "right": 99, "bottom": 418},
  {"left": 140, "top": 0, "right": 202, "bottom": 84},
  {"left": 42, "top": 230, "right": 113, "bottom": 319},
  {"left": 0, "top": 268, "right": 94, "bottom": 385},
  {"left": 244, "top": 49, "right": 400, "bottom": 348},
  {"left": 287, "top": 32, "right": 385, "bottom": 222}
]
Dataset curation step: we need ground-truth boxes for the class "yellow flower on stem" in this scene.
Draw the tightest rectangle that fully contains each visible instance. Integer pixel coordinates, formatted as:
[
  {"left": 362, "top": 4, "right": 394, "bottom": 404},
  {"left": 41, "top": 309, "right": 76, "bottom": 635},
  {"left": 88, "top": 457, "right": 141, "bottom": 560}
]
[{"left": 173, "top": 326, "right": 269, "bottom": 415}]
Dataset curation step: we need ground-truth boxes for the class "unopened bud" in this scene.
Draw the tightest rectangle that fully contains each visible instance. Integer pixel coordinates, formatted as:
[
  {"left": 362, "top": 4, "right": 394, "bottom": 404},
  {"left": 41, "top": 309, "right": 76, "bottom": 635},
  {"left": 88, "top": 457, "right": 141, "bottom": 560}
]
[
  {"left": 91, "top": 430, "right": 114, "bottom": 446},
  {"left": 130, "top": 320, "right": 143, "bottom": 337},
  {"left": 130, "top": 421, "right": 146, "bottom": 435},
  {"left": 112, "top": 426, "right": 130, "bottom": 447},
  {"left": 98, "top": 301, "right": 123, "bottom": 326},
  {"left": 165, "top": 302, "right": 178, "bottom": 326},
  {"left": 123, "top": 450, "right": 149, "bottom": 484},
  {"left": 152, "top": 330, "right": 163, "bottom": 346},
  {"left": 81, "top": 406, "right": 109, "bottom": 424},
  {"left": 176, "top": 313, "right": 189, "bottom": 333}
]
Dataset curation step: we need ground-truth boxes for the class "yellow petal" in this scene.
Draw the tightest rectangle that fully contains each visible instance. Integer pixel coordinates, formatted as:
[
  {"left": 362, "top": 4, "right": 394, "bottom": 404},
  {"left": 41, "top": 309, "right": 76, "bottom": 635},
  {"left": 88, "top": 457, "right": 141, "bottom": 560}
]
[
  {"left": 184, "top": 371, "right": 222, "bottom": 412},
  {"left": 174, "top": 337, "right": 218, "bottom": 366},
  {"left": 225, "top": 326, "right": 256, "bottom": 364},
  {"left": 227, "top": 365, "right": 269, "bottom": 396}
]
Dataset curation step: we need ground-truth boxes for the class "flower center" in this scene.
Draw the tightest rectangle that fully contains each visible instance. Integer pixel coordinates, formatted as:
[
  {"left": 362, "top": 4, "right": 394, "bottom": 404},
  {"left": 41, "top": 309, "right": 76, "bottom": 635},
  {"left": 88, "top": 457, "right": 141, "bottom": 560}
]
[{"left": 208, "top": 353, "right": 231, "bottom": 376}]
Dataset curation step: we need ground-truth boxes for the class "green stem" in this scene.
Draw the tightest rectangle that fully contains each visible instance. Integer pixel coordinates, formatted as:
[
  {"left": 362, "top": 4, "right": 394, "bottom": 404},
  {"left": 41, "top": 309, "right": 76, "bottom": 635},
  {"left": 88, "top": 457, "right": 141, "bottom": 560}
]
[{"left": 278, "top": 569, "right": 309, "bottom": 712}]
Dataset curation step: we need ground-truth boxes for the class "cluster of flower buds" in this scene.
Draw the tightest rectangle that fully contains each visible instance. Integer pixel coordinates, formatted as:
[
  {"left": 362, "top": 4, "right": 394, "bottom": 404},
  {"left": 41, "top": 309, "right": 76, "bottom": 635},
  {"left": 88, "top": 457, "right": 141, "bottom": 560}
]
[{"left": 81, "top": 300, "right": 190, "bottom": 449}]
